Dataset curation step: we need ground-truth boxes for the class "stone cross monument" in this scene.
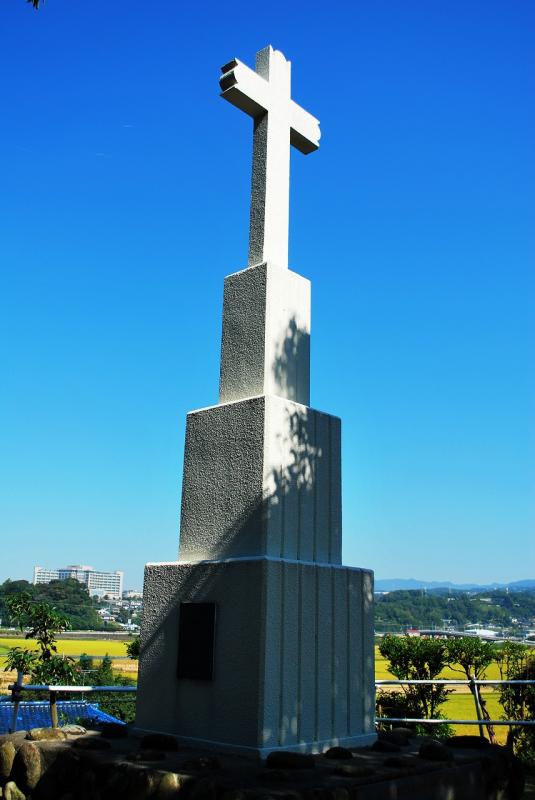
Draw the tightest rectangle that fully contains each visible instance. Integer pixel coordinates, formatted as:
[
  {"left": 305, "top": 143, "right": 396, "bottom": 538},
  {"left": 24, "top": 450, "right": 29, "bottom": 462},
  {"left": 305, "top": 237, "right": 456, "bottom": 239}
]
[{"left": 136, "top": 45, "right": 375, "bottom": 757}]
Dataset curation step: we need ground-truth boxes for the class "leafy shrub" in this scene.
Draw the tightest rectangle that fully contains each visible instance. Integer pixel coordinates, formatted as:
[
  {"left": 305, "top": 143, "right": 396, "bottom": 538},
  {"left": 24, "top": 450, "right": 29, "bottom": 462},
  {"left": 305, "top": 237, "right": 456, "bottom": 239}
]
[
  {"left": 496, "top": 642, "right": 535, "bottom": 764},
  {"left": 377, "top": 635, "right": 453, "bottom": 738}
]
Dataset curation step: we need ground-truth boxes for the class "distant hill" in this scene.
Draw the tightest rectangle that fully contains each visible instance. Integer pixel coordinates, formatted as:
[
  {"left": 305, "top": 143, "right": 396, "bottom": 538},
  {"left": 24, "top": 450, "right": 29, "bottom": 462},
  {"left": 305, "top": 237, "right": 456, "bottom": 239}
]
[
  {"left": 374, "top": 588, "right": 535, "bottom": 631},
  {"left": 375, "top": 578, "right": 535, "bottom": 593}
]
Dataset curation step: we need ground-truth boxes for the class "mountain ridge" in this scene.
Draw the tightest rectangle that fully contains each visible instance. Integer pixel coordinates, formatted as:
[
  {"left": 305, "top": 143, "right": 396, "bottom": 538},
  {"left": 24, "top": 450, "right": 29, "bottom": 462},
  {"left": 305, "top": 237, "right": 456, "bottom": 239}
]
[{"left": 375, "top": 578, "right": 535, "bottom": 592}]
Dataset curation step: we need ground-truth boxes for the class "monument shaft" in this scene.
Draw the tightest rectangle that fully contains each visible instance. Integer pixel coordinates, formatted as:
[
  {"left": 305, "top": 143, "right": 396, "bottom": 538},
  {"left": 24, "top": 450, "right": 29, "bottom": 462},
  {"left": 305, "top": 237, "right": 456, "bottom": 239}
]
[{"left": 136, "top": 45, "right": 375, "bottom": 757}]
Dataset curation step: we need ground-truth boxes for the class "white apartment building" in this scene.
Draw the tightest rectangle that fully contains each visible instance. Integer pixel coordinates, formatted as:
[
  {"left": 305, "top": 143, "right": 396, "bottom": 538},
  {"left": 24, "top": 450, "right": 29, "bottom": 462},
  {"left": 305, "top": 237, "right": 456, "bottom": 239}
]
[{"left": 33, "top": 565, "right": 124, "bottom": 599}]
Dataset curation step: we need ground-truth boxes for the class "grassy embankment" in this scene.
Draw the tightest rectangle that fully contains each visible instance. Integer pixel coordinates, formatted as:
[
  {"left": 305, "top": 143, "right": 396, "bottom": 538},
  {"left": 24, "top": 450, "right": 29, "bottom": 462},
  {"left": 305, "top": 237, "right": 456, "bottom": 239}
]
[{"left": 1, "top": 639, "right": 507, "bottom": 742}]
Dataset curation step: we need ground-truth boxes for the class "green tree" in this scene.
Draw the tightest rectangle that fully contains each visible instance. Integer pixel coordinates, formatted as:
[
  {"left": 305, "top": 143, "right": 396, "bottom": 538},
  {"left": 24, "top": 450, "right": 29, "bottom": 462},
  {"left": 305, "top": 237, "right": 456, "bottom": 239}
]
[
  {"left": 126, "top": 636, "right": 140, "bottom": 660},
  {"left": 378, "top": 635, "right": 452, "bottom": 737},
  {"left": 4, "top": 592, "right": 78, "bottom": 684},
  {"left": 446, "top": 637, "right": 497, "bottom": 743},
  {"left": 496, "top": 642, "right": 535, "bottom": 763}
]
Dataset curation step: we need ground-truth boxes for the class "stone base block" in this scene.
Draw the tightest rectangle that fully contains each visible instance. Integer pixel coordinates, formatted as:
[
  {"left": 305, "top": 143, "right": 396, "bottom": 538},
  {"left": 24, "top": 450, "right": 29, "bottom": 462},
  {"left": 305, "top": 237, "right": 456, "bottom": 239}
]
[
  {"left": 136, "top": 558, "right": 375, "bottom": 757},
  {"left": 219, "top": 262, "right": 310, "bottom": 405},
  {"left": 179, "top": 395, "right": 342, "bottom": 564}
]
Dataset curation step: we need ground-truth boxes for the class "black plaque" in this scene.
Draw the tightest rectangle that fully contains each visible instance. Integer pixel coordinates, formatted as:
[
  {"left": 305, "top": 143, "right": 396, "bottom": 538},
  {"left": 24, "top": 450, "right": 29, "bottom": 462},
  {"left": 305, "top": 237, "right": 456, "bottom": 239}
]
[{"left": 177, "top": 602, "right": 216, "bottom": 680}]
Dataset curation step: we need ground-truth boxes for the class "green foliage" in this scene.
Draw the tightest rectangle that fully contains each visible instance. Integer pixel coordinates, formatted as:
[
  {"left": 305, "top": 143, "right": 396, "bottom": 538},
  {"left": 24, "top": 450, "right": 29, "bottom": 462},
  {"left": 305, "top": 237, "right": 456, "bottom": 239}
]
[
  {"left": 4, "top": 592, "right": 78, "bottom": 685},
  {"left": 93, "top": 688, "right": 136, "bottom": 723},
  {"left": 126, "top": 636, "right": 140, "bottom": 660},
  {"left": 446, "top": 637, "right": 496, "bottom": 679},
  {"left": 378, "top": 635, "right": 453, "bottom": 737},
  {"left": 78, "top": 653, "right": 94, "bottom": 672},
  {"left": 496, "top": 642, "right": 535, "bottom": 764},
  {"left": 376, "top": 689, "right": 452, "bottom": 739},
  {"left": 375, "top": 589, "right": 535, "bottom": 631},
  {"left": 0, "top": 579, "right": 105, "bottom": 631},
  {"left": 6, "top": 592, "right": 69, "bottom": 658},
  {"left": 74, "top": 652, "right": 136, "bottom": 723},
  {"left": 3, "top": 646, "right": 38, "bottom": 675},
  {"left": 445, "top": 637, "right": 498, "bottom": 742}
]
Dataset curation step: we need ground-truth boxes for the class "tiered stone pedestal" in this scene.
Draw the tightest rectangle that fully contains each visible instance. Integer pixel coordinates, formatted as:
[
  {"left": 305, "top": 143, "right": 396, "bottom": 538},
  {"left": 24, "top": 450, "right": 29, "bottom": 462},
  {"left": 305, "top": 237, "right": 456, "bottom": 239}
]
[
  {"left": 136, "top": 558, "right": 374, "bottom": 756},
  {"left": 136, "top": 261, "right": 376, "bottom": 756}
]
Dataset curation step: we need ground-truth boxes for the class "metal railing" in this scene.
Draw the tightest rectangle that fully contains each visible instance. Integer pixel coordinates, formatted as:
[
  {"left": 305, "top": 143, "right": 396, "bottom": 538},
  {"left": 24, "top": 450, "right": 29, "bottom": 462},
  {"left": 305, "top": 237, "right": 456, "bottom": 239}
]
[
  {"left": 375, "top": 678, "right": 535, "bottom": 738},
  {"left": 5, "top": 675, "right": 534, "bottom": 738},
  {"left": 6, "top": 672, "right": 136, "bottom": 732}
]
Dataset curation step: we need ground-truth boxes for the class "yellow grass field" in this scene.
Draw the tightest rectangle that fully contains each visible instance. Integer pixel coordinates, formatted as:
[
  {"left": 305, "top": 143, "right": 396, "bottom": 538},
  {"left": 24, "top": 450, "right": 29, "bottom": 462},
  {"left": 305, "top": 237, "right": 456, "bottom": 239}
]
[
  {"left": 0, "top": 637, "right": 136, "bottom": 693},
  {"left": 375, "top": 646, "right": 502, "bottom": 681},
  {"left": 0, "top": 638, "right": 509, "bottom": 743},
  {"left": 0, "top": 638, "right": 129, "bottom": 658}
]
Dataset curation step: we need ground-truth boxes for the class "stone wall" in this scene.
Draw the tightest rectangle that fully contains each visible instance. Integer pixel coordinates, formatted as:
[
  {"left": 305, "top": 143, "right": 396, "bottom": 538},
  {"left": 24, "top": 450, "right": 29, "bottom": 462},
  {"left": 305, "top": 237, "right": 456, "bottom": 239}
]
[{"left": 0, "top": 725, "right": 525, "bottom": 800}]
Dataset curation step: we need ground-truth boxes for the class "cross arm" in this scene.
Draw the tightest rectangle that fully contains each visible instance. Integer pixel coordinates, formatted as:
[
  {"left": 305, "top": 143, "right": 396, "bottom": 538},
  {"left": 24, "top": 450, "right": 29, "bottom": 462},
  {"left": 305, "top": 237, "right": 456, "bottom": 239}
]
[
  {"left": 290, "top": 100, "right": 320, "bottom": 154},
  {"left": 220, "top": 58, "right": 270, "bottom": 118}
]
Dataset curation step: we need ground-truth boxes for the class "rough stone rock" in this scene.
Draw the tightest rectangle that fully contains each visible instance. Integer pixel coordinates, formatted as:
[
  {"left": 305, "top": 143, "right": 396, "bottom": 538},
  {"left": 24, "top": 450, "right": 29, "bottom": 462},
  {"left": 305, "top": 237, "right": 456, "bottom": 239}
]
[
  {"left": 11, "top": 742, "right": 42, "bottom": 793},
  {"left": 334, "top": 764, "right": 374, "bottom": 778},
  {"left": 55, "top": 750, "right": 82, "bottom": 789},
  {"left": 140, "top": 733, "right": 180, "bottom": 752},
  {"left": 155, "top": 771, "right": 185, "bottom": 799},
  {"left": 125, "top": 767, "right": 159, "bottom": 800},
  {"left": 26, "top": 728, "right": 67, "bottom": 742},
  {"left": 127, "top": 749, "right": 166, "bottom": 762},
  {"left": 0, "top": 741, "right": 16, "bottom": 782},
  {"left": 379, "top": 728, "right": 412, "bottom": 746},
  {"left": 330, "top": 789, "right": 350, "bottom": 800},
  {"left": 188, "top": 777, "right": 219, "bottom": 800},
  {"left": 181, "top": 756, "right": 221, "bottom": 771},
  {"left": 0, "top": 734, "right": 26, "bottom": 751},
  {"left": 265, "top": 752, "right": 315, "bottom": 770},
  {"left": 383, "top": 756, "right": 415, "bottom": 769},
  {"left": 219, "top": 791, "right": 247, "bottom": 800},
  {"left": 99, "top": 722, "right": 128, "bottom": 739},
  {"left": 103, "top": 763, "right": 131, "bottom": 797},
  {"left": 3, "top": 781, "right": 27, "bottom": 800},
  {"left": 446, "top": 735, "right": 490, "bottom": 749},
  {"left": 323, "top": 747, "right": 353, "bottom": 760},
  {"left": 418, "top": 740, "right": 454, "bottom": 762},
  {"left": 72, "top": 737, "right": 111, "bottom": 751},
  {"left": 60, "top": 725, "right": 86, "bottom": 736},
  {"left": 371, "top": 739, "right": 400, "bottom": 753},
  {"left": 257, "top": 769, "right": 293, "bottom": 783}
]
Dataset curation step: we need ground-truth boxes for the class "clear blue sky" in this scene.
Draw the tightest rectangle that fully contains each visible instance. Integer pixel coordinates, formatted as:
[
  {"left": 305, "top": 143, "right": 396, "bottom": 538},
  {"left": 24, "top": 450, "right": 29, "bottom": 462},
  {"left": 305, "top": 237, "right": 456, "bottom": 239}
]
[{"left": 1, "top": 0, "right": 533, "bottom": 589}]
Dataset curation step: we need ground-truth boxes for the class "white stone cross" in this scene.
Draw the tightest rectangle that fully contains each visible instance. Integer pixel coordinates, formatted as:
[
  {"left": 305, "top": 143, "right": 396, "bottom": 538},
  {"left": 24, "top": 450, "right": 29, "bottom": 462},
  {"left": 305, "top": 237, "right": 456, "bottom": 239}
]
[{"left": 220, "top": 45, "right": 320, "bottom": 270}]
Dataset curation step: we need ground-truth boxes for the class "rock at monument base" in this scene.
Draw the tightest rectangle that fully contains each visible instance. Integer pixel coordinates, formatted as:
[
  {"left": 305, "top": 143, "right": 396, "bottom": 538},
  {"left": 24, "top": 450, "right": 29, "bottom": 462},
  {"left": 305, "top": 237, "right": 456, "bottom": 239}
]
[
  {"left": 188, "top": 776, "right": 219, "bottom": 800},
  {"left": 265, "top": 752, "right": 315, "bottom": 770},
  {"left": 60, "top": 725, "right": 87, "bottom": 736},
  {"left": 379, "top": 728, "right": 412, "bottom": 747},
  {"left": 127, "top": 748, "right": 167, "bottom": 762},
  {"left": 0, "top": 740, "right": 17, "bottom": 782},
  {"left": 418, "top": 740, "right": 454, "bottom": 762},
  {"left": 3, "top": 781, "right": 27, "bottom": 800},
  {"left": 372, "top": 739, "right": 400, "bottom": 754},
  {"left": 322, "top": 747, "right": 353, "bottom": 760},
  {"left": 73, "top": 737, "right": 112, "bottom": 751},
  {"left": 140, "top": 733, "right": 179, "bottom": 752},
  {"left": 99, "top": 722, "right": 128, "bottom": 739},
  {"left": 155, "top": 771, "right": 184, "bottom": 798},
  {"left": 446, "top": 735, "right": 490, "bottom": 749},
  {"left": 11, "top": 741, "right": 42, "bottom": 793},
  {"left": 27, "top": 728, "right": 68, "bottom": 742},
  {"left": 334, "top": 763, "right": 375, "bottom": 778},
  {"left": 182, "top": 756, "right": 221, "bottom": 771}
]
